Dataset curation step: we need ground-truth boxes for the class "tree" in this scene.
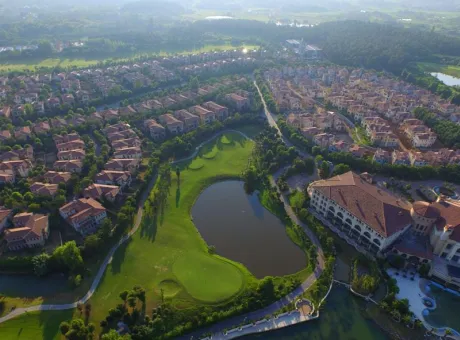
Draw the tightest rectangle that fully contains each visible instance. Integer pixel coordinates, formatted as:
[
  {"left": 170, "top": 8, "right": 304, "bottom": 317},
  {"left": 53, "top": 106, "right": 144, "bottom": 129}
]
[
  {"left": 189, "top": 76, "right": 199, "bottom": 90},
  {"left": 59, "top": 321, "right": 70, "bottom": 335},
  {"left": 24, "top": 103, "right": 34, "bottom": 115},
  {"left": 52, "top": 241, "right": 84, "bottom": 273},
  {"left": 119, "top": 290, "right": 129, "bottom": 303},
  {"left": 102, "top": 330, "right": 131, "bottom": 340},
  {"left": 133, "top": 285, "right": 146, "bottom": 303},
  {"left": 319, "top": 161, "right": 330, "bottom": 179},
  {"left": 175, "top": 166, "right": 180, "bottom": 184},
  {"left": 32, "top": 253, "right": 50, "bottom": 277},
  {"left": 127, "top": 295, "right": 137, "bottom": 309},
  {"left": 332, "top": 163, "right": 351, "bottom": 176}
]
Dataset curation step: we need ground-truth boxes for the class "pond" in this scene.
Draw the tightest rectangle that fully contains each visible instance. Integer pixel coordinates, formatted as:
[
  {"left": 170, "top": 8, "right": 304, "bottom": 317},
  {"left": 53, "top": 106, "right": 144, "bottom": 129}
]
[
  {"left": 431, "top": 72, "right": 460, "bottom": 87},
  {"left": 245, "top": 286, "right": 390, "bottom": 340},
  {"left": 424, "top": 283, "right": 460, "bottom": 332},
  {"left": 191, "top": 181, "right": 306, "bottom": 278}
]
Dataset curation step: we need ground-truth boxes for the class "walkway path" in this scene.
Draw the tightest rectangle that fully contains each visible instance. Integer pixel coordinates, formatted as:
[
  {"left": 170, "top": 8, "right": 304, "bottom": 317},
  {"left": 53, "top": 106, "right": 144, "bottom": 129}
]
[{"left": 0, "top": 129, "right": 250, "bottom": 325}]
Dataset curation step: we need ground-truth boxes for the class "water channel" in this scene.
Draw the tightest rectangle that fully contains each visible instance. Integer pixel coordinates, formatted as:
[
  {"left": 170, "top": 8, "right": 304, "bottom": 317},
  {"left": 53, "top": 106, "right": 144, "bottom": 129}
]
[
  {"left": 431, "top": 72, "right": 460, "bottom": 87},
  {"left": 245, "top": 285, "right": 390, "bottom": 340},
  {"left": 191, "top": 180, "right": 306, "bottom": 278}
]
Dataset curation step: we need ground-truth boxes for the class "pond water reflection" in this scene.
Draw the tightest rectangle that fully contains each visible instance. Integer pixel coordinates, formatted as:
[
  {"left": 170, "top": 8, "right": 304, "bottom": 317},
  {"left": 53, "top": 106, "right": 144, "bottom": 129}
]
[{"left": 191, "top": 181, "right": 306, "bottom": 278}]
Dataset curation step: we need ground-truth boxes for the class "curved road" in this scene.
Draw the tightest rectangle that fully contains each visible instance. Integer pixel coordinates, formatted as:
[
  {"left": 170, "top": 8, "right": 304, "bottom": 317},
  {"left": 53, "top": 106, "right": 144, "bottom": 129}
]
[{"left": 0, "top": 129, "right": 250, "bottom": 325}]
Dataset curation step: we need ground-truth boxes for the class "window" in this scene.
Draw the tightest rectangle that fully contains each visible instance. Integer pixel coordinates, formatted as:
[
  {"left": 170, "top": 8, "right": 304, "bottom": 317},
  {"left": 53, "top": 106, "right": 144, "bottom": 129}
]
[
  {"left": 446, "top": 244, "right": 453, "bottom": 250},
  {"left": 452, "top": 255, "right": 459, "bottom": 263}
]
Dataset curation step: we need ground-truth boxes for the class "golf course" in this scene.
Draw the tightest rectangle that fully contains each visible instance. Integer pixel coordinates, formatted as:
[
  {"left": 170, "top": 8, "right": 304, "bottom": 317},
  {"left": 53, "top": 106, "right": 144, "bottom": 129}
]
[{"left": 0, "top": 130, "right": 311, "bottom": 339}]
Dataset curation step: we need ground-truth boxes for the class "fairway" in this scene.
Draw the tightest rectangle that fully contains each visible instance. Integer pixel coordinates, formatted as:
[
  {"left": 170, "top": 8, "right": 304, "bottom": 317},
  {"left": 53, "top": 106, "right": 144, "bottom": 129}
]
[{"left": 172, "top": 252, "right": 243, "bottom": 302}]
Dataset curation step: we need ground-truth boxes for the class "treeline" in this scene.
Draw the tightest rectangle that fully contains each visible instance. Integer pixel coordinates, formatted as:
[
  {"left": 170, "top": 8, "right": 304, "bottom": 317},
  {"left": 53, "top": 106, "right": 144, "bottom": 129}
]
[
  {"left": 414, "top": 107, "right": 460, "bottom": 148},
  {"left": 191, "top": 20, "right": 460, "bottom": 72},
  {"left": 402, "top": 65, "right": 460, "bottom": 105},
  {"left": 279, "top": 119, "right": 460, "bottom": 184}
]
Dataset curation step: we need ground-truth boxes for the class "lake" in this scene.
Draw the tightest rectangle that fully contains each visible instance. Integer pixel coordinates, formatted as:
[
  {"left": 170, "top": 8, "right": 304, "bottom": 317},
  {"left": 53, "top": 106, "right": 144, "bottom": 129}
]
[
  {"left": 191, "top": 181, "right": 306, "bottom": 278},
  {"left": 431, "top": 72, "right": 460, "bottom": 86}
]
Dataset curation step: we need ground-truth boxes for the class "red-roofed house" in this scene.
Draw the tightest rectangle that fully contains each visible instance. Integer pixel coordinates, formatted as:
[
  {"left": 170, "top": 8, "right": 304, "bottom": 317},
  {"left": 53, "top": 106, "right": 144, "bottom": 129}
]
[{"left": 59, "top": 198, "right": 107, "bottom": 235}]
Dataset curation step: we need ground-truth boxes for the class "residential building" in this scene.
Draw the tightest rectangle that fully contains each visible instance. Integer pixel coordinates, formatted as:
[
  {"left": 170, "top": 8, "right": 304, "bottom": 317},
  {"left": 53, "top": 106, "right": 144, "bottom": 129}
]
[
  {"left": 30, "top": 182, "right": 59, "bottom": 197},
  {"left": 173, "top": 110, "right": 200, "bottom": 132},
  {"left": 203, "top": 101, "right": 229, "bottom": 120},
  {"left": 113, "top": 147, "right": 142, "bottom": 159},
  {"left": 144, "top": 119, "right": 166, "bottom": 141},
  {"left": 0, "top": 160, "right": 32, "bottom": 177},
  {"left": 158, "top": 114, "right": 184, "bottom": 135},
  {"left": 43, "top": 171, "right": 72, "bottom": 185},
  {"left": 59, "top": 198, "right": 107, "bottom": 236},
  {"left": 95, "top": 170, "right": 132, "bottom": 188},
  {"left": 0, "top": 207, "right": 12, "bottom": 232},
  {"left": 313, "top": 133, "right": 335, "bottom": 149},
  {"left": 189, "top": 105, "right": 216, "bottom": 124},
  {"left": 83, "top": 184, "right": 121, "bottom": 203},
  {"left": 225, "top": 93, "right": 250, "bottom": 110},
  {"left": 57, "top": 149, "right": 86, "bottom": 161},
  {"left": 105, "top": 158, "right": 140, "bottom": 174},
  {"left": 3, "top": 213, "right": 49, "bottom": 251},
  {"left": 373, "top": 148, "right": 391, "bottom": 164},
  {"left": 53, "top": 160, "right": 83, "bottom": 173}
]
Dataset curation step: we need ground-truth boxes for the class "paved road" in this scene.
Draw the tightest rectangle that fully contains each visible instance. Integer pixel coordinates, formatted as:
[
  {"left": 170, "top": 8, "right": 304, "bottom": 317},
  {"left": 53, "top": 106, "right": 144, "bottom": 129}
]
[
  {"left": 0, "top": 129, "right": 249, "bottom": 325},
  {"left": 255, "top": 81, "right": 319, "bottom": 180}
]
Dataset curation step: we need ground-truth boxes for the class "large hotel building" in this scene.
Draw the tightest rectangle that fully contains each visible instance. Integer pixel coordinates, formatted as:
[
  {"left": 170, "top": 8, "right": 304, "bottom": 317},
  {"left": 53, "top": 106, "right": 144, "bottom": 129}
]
[{"left": 308, "top": 171, "right": 460, "bottom": 288}]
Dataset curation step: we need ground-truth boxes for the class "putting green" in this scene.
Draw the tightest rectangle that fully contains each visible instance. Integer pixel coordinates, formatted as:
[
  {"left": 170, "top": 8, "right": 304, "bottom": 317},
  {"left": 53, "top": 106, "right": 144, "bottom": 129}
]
[
  {"left": 202, "top": 145, "right": 219, "bottom": 159},
  {"left": 188, "top": 158, "right": 205, "bottom": 170},
  {"left": 173, "top": 252, "right": 243, "bottom": 302},
  {"left": 221, "top": 135, "right": 232, "bottom": 144},
  {"left": 157, "top": 279, "right": 183, "bottom": 298}
]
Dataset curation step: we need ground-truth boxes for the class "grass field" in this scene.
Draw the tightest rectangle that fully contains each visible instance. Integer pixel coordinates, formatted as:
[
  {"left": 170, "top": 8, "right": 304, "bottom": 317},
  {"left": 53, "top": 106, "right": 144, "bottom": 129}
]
[
  {"left": 417, "top": 62, "right": 460, "bottom": 78},
  {"left": 0, "top": 44, "right": 259, "bottom": 73}
]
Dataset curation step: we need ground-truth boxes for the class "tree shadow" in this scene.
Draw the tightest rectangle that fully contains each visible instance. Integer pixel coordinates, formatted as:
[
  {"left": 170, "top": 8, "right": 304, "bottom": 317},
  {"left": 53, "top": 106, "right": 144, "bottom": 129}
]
[
  {"left": 38, "top": 308, "right": 74, "bottom": 340},
  {"left": 139, "top": 212, "right": 158, "bottom": 242},
  {"left": 111, "top": 239, "right": 131, "bottom": 274},
  {"left": 176, "top": 187, "right": 181, "bottom": 208}
]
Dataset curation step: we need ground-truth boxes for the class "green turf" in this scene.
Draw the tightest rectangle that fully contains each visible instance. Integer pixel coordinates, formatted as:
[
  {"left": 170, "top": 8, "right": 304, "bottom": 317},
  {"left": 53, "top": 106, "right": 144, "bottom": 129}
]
[
  {"left": 220, "top": 135, "right": 232, "bottom": 145},
  {"left": 172, "top": 252, "right": 243, "bottom": 302},
  {"left": 188, "top": 158, "right": 205, "bottom": 170}
]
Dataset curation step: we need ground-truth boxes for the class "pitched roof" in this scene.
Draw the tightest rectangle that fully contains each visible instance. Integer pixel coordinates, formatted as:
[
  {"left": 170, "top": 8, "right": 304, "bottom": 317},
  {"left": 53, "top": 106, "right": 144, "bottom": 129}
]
[
  {"left": 4, "top": 213, "right": 48, "bottom": 244},
  {"left": 311, "top": 171, "right": 412, "bottom": 237},
  {"left": 432, "top": 199, "right": 460, "bottom": 242}
]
